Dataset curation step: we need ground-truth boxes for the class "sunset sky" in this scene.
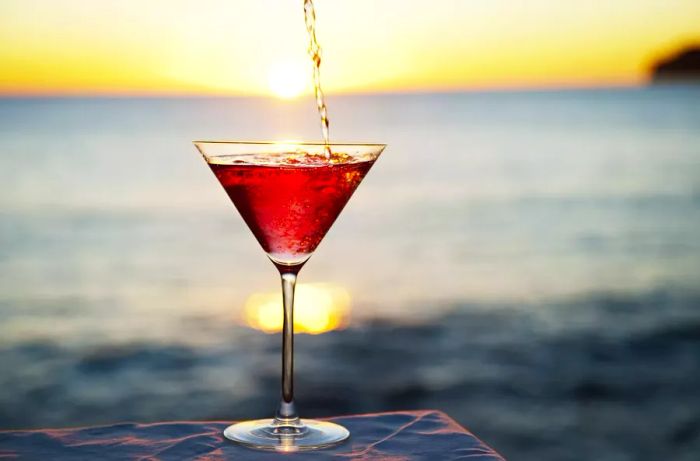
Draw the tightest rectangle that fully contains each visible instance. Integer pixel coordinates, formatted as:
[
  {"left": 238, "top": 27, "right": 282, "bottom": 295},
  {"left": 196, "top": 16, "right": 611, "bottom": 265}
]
[{"left": 1, "top": 0, "right": 699, "bottom": 96}]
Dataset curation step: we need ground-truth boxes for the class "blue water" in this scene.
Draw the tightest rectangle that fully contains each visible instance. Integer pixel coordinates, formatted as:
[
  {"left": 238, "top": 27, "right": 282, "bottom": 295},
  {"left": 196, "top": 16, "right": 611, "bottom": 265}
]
[{"left": 1, "top": 88, "right": 699, "bottom": 460}]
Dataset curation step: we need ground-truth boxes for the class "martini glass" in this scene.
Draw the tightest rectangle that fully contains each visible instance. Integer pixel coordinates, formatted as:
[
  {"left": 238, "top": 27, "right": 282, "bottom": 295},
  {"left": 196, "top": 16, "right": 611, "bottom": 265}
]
[{"left": 194, "top": 141, "right": 385, "bottom": 451}]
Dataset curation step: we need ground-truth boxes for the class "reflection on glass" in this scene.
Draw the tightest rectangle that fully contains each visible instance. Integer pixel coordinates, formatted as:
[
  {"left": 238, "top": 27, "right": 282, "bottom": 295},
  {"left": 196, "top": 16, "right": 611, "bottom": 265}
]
[{"left": 244, "top": 283, "right": 351, "bottom": 334}]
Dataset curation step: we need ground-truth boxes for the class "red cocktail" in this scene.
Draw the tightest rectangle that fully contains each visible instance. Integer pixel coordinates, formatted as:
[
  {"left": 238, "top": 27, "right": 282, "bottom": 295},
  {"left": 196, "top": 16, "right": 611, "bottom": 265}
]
[{"left": 209, "top": 152, "right": 375, "bottom": 267}]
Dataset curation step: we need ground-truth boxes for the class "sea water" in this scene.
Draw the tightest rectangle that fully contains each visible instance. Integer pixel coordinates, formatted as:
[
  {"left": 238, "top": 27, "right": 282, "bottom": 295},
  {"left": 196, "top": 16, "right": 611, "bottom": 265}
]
[{"left": 1, "top": 88, "right": 699, "bottom": 460}]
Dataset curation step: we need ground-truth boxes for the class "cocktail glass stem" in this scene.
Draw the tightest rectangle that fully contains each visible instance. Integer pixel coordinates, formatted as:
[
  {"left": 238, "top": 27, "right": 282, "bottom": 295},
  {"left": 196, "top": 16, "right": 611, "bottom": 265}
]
[{"left": 275, "top": 270, "right": 300, "bottom": 423}]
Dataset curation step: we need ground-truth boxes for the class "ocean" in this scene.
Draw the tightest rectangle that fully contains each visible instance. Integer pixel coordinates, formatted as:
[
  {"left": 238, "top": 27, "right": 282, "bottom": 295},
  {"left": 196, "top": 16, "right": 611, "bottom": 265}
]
[{"left": 1, "top": 88, "right": 699, "bottom": 460}]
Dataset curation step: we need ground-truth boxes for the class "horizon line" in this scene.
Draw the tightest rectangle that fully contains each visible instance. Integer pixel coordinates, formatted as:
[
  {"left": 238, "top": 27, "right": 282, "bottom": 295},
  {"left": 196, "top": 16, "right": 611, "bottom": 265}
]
[{"left": 0, "top": 81, "right": 659, "bottom": 99}]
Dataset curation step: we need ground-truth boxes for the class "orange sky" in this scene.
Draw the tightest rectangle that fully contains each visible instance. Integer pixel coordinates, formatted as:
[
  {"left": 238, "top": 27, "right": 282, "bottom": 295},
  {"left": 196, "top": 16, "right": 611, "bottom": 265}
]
[{"left": 1, "top": 0, "right": 699, "bottom": 96}]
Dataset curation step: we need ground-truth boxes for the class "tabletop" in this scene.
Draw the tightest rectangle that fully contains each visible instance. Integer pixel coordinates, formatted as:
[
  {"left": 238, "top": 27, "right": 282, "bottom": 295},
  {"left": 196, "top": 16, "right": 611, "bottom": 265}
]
[{"left": 0, "top": 410, "right": 505, "bottom": 460}]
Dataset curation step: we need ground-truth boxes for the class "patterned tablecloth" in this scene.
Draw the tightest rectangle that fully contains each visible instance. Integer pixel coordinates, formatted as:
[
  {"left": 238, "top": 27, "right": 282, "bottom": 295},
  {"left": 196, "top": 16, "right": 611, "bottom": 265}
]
[{"left": 0, "top": 410, "right": 505, "bottom": 460}]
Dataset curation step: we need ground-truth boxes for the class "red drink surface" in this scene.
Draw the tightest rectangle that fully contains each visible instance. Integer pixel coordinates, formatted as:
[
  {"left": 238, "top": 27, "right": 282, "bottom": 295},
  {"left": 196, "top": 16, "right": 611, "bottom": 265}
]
[{"left": 209, "top": 153, "right": 375, "bottom": 265}]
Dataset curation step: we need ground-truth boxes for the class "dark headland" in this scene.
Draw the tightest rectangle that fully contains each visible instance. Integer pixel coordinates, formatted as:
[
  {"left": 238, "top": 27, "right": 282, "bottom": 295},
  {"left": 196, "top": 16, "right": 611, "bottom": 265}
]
[{"left": 651, "top": 45, "right": 700, "bottom": 83}]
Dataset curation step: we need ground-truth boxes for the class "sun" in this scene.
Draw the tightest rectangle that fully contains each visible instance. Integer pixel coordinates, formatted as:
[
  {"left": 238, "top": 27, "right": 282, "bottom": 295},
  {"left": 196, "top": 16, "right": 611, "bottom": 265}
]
[{"left": 267, "top": 60, "right": 307, "bottom": 99}]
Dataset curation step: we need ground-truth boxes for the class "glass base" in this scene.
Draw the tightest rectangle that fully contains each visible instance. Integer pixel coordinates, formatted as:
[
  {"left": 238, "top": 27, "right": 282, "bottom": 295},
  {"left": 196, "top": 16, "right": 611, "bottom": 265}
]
[{"left": 223, "top": 417, "right": 349, "bottom": 452}]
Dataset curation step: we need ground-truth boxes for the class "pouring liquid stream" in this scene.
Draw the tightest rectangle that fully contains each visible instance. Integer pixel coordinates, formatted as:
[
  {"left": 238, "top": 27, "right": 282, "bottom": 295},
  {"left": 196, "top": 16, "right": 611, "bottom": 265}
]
[{"left": 304, "top": 0, "right": 331, "bottom": 158}]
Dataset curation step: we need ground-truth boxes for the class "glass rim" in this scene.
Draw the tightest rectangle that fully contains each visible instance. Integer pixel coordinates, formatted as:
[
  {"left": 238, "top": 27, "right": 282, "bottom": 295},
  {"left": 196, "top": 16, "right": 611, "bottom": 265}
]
[{"left": 193, "top": 140, "right": 386, "bottom": 148}]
